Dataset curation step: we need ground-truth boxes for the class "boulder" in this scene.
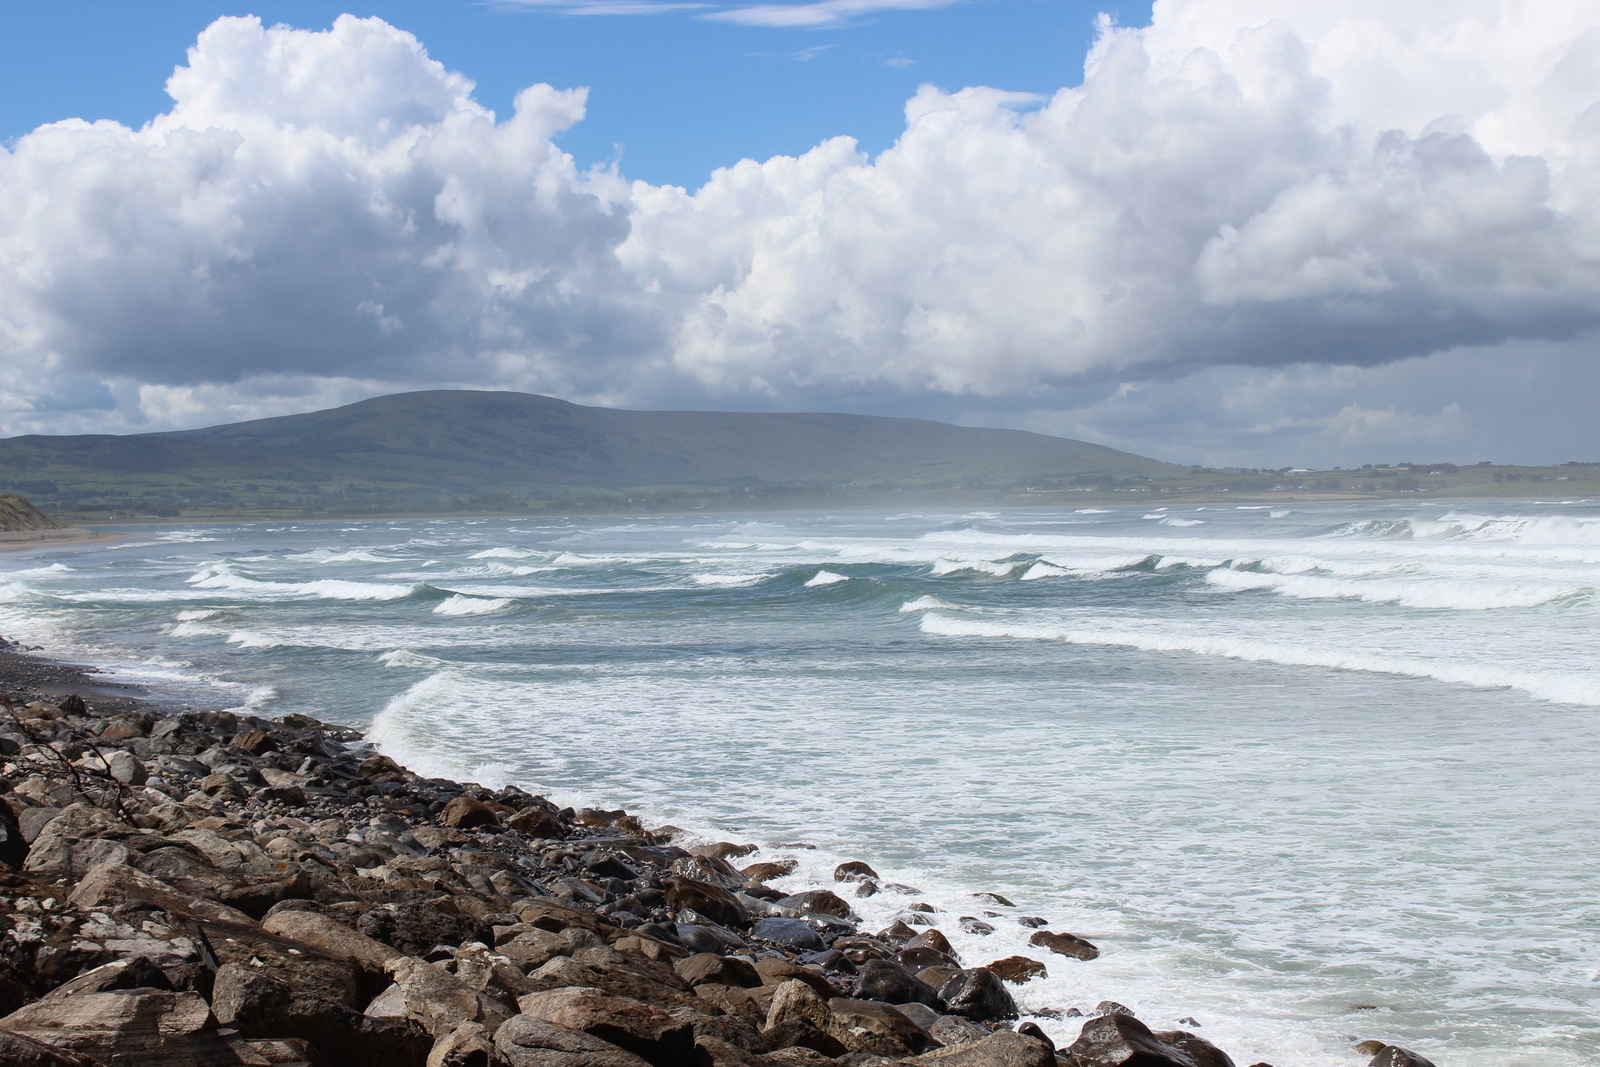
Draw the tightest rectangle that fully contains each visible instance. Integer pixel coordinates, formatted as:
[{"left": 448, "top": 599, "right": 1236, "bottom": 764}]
[
  {"left": 676, "top": 954, "right": 763, "bottom": 989},
  {"left": 389, "top": 956, "right": 512, "bottom": 1037},
  {"left": 665, "top": 877, "right": 746, "bottom": 928},
  {"left": 852, "top": 960, "right": 943, "bottom": 1011},
  {"left": 827, "top": 998, "right": 932, "bottom": 1052},
  {"left": 518, "top": 987, "right": 694, "bottom": 1067},
  {"left": 494, "top": 1014, "right": 654, "bottom": 1067},
  {"left": 1150, "top": 1031, "right": 1236, "bottom": 1067},
  {"left": 905, "top": 930, "right": 956, "bottom": 958},
  {"left": 0, "top": 988, "right": 233, "bottom": 1067},
  {"left": 907, "top": 1030, "right": 1055, "bottom": 1067},
  {"left": 762, "top": 979, "right": 854, "bottom": 1055},
  {"left": 936, "top": 969, "right": 1017, "bottom": 1021},
  {"left": 359, "top": 902, "right": 490, "bottom": 958},
  {"left": 262, "top": 909, "right": 405, "bottom": 974},
  {"left": 740, "top": 861, "right": 796, "bottom": 883},
  {"left": 69, "top": 860, "right": 257, "bottom": 925},
  {"left": 0, "top": 1029, "right": 109, "bottom": 1067},
  {"left": 1065, "top": 1013, "right": 1199, "bottom": 1067},
  {"left": 211, "top": 962, "right": 431, "bottom": 1067},
  {"left": 1368, "top": 1048, "right": 1437, "bottom": 1067},
  {"left": 749, "top": 919, "right": 823, "bottom": 952},
  {"left": 833, "top": 861, "right": 878, "bottom": 883},
  {"left": 928, "top": 1016, "right": 991, "bottom": 1048},
  {"left": 752, "top": 959, "right": 836, "bottom": 1000},
  {"left": 426, "top": 1021, "right": 497, "bottom": 1067},
  {"left": 441, "top": 797, "right": 500, "bottom": 830},
  {"left": 773, "top": 891, "right": 851, "bottom": 919},
  {"left": 984, "top": 957, "right": 1046, "bottom": 984},
  {"left": 1026, "top": 931, "right": 1098, "bottom": 961}
]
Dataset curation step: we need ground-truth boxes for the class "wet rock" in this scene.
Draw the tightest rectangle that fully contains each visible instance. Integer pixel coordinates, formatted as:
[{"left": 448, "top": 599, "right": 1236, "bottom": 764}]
[
  {"left": 519, "top": 987, "right": 695, "bottom": 1067},
  {"left": 956, "top": 917, "right": 995, "bottom": 936},
  {"left": 851, "top": 960, "right": 943, "bottom": 1011},
  {"left": 691, "top": 842, "right": 758, "bottom": 861},
  {"left": 676, "top": 925, "right": 748, "bottom": 955},
  {"left": 740, "top": 861, "right": 796, "bottom": 883},
  {"left": 1065, "top": 1013, "right": 1198, "bottom": 1067},
  {"left": 1016, "top": 917, "right": 1047, "bottom": 929},
  {"left": 936, "top": 969, "right": 1017, "bottom": 1022},
  {"left": 971, "top": 893, "right": 1015, "bottom": 907},
  {"left": 1015, "top": 1023, "right": 1053, "bottom": 1054},
  {"left": 905, "top": 930, "right": 956, "bottom": 958},
  {"left": 897, "top": 947, "right": 957, "bottom": 972},
  {"left": 495, "top": 1014, "right": 655, "bottom": 1067},
  {"left": 928, "top": 1016, "right": 990, "bottom": 1048},
  {"left": 1094, "top": 1002, "right": 1134, "bottom": 1018},
  {"left": 984, "top": 957, "right": 1046, "bottom": 984},
  {"left": 833, "top": 861, "right": 878, "bottom": 883},
  {"left": 670, "top": 857, "right": 745, "bottom": 890},
  {"left": 762, "top": 979, "right": 855, "bottom": 1055},
  {"left": 774, "top": 890, "right": 852, "bottom": 919},
  {"left": 1150, "top": 1031, "right": 1236, "bottom": 1067},
  {"left": 907, "top": 1029, "right": 1054, "bottom": 1067},
  {"left": 1368, "top": 1048, "right": 1437, "bottom": 1067},
  {"left": 750, "top": 918, "right": 824, "bottom": 952},
  {"left": 665, "top": 877, "right": 747, "bottom": 928},
  {"left": 505, "top": 806, "right": 566, "bottom": 838},
  {"left": 1027, "top": 930, "right": 1099, "bottom": 961}
]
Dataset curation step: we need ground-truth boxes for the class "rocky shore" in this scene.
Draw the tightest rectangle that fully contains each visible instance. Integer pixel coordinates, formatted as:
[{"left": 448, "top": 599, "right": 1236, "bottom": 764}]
[{"left": 0, "top": 641, "right": 1437, "bottom": 1067}]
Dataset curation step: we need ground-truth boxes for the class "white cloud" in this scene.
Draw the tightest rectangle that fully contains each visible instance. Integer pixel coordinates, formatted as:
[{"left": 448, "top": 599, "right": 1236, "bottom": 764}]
[
  {"left": 2, "top": 2, "right": 1600, "bottom": 465},
  {"left": 704, "top": 1, "right": 964, "bottom": 29},
  {"left": 494, "top": 1, "right": 712, "bottom": 14}
]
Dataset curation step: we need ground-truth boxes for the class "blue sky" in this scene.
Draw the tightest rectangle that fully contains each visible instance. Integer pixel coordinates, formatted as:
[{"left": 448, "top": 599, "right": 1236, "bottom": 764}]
[
  {"left": 1, "top": 1, "right": 1598, "bottom": 467},
  {"left": 1, "top": 0, "right": 1151, "bottom": 189}
]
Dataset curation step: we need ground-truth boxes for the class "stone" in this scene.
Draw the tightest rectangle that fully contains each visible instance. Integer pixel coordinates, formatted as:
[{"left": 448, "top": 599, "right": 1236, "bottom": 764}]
[
  {"left": 504, "top": 806, "right": 565, "bottom": 837},
  {"left": 752, "top": 959, "right": 836, "bottom": 1000},
  {"left": 773, "top": 890, "right": 851, "bottom": 919},
  {"left": 740, "top": 860, "right": 797, "bottom": 882},
  {"left": 0, "top": 988, "right": 232, "bottom": 1067},
  {"left": 852, "top": 960, "right": 943, "bottom": 1011},
  {"left": 390, "top": 956, "right": 512, "bottom": 1037},
  {"left": 833, "top": 861, "right": 878, "bottom": 882},
  {"left": 198, "top": 772, "right": 247, "bottom": 801},
  {"left": 426, "top": 1021, "right": 496, "bottom": 1067},
  {"left": 905, "top": 929, "right": 956, "bottom": 958},
  {"left": 518, "top": 987, "right": 694, "bottom": 1067},
  {"left": 1065, "top": 1013, "right": 1200, "bottom": 1067},
  {"left": 211, "top": 962, "right": 431, "bottom": 1067},
  {"left": 0, "top": 1029, "right": 111, "bottom": 1067},
  {"left": 262, "top": 909, "right": 405, "bottom": 974},
  {"left": 907, "top": 1030, "right": 1055, "bottom": 1067},
  {"left": 1368, "top": 1048, "right": 1437, "bottom": 1067},
  {"left": 749, "top": 918, "right": 824, "bottom": 952},
  {"left": 957, "top": 917, "right": 995, "bottom": 936},
  {"left": 1150, "top": 1031, "right": 1236, "bottom": 1067},
  {"left": 360, "top": 902, "right": 490, "bottom": 958},
  {"left": 669, "top": 856, "right": 744, "bottom": 889},
  {"left": 104, "top": 751, "right": 147, "bottom": 785},
  {"left": 676, "top": 953, "right": 763, "bottom": 989},
  {"left": 936, "top": 969, "right": 1017, "bottom": 1022},
  {"left": 665, "top": 877, "right": 746, "bottom": 928},
  {"left": 494, "top": 1014, "right": 655, "bottom": 1067},
  {"left": 232, "top": 728, "right": 279, "bottom": 755},
  {"left": 441, "top": 796, "right": 500, "bottom": 829},
  {"left": 928, "top": 1016, "right": 991, "bottom": 1048},
  {"left": 898, "top": 947, "right": 957, "bottom": 972},
  {"left": 828, "top": 998, "right": 932, "bottom": 1052},
  {"left": 19, "top": 806, "right": 62, "bottom": 844},
  {"left": 985, "top": 957, "right": 1046, "bottom": 984},
  {"left": 69, "top": 860, "right": 258, "bottom": 925},
  {"left": 1094, "top": 1002, "right": 1134, "bottom": 1017},
  {"left": 1027, "top": 930, "right": 1099, "bottom": 961}
]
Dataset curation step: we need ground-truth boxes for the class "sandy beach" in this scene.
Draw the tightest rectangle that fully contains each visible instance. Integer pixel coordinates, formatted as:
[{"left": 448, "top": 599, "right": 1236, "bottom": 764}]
[{"left": 0, "top": 527, "right": 124, "bottom": 553}]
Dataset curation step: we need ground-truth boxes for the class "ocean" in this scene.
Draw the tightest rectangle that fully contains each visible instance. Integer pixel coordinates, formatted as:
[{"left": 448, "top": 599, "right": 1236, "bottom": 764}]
[{"left": 1, "top": 501, "right": 1596, "bottom": 1065}]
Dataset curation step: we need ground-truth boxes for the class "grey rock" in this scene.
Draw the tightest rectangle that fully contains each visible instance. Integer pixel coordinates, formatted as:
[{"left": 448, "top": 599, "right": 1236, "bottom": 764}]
[{"left": 494, "top": 1014, "right": 654, "bottom": 1067}]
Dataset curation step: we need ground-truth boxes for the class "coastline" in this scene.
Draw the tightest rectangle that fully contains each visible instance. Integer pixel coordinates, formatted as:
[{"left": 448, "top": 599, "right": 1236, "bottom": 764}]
[
  {"left": 0, "top": 643, "right": 1438, "bottom": 1067},
  {"left": 0, "top": 528, "right": 126, "bottom": 554}
]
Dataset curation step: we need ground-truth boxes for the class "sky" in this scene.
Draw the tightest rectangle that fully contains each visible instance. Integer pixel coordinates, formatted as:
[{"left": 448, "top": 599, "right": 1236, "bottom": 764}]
[{"left": 1, "top": 0, "right": 1598, "bottom": 468}]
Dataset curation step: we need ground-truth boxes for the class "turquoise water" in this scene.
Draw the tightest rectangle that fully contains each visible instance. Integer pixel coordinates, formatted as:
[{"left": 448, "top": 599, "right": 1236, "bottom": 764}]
[{"left": 3, "top": 502, "right": 1598, "bottom": 1065}]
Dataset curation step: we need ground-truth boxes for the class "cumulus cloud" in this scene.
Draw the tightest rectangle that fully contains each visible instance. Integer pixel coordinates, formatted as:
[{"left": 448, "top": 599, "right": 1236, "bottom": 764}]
[{"left": 2, "top": 1, "right": 1599, "bottom": 462}]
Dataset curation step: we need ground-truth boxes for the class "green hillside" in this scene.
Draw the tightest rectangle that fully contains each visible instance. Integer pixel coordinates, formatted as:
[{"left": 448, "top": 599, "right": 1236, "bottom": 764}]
[{"left": 0, "top": 390, "right": 1184, "bottom": 517}]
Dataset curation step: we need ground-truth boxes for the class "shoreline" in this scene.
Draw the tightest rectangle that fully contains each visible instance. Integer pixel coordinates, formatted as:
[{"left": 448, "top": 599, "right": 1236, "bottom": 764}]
[
  {"left": 0, "top": 642, "right": 1438, "bottom": 1067},
  {"left": 0, "top": 528, "right": 126, "bottom": 554}
]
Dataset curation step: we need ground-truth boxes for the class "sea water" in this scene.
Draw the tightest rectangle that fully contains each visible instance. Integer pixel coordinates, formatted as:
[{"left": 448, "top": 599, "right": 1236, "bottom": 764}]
[{"left": 1, "top": 501, "right": 1597, "bottom": 1065}]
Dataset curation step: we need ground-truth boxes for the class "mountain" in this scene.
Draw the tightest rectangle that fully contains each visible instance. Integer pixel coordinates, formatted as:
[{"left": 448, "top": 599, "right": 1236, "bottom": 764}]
[{"left": 0, "top": 390, "right": 1184, "bottom": 514}]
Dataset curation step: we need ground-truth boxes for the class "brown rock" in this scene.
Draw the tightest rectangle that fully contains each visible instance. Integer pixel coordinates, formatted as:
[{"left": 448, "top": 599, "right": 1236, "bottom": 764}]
[
  {"left": 231, "top": 728, "right": 278, "bottom": 755},
  {"left": 389, "top": 956, "right": 512, "bottom": 1038},
  {"left": 832, "top": 861, "right": 878, "bottom": 883},
  {"left": 211, "top": 962, "right": 431, "bottom": 1067},
  {"left": 908, "top": 1030, "right": 1056, "bottom": 1067},
  {"left": 773, "top": 891, "right": 850, "bottom": 919},
  {"left": 0, "top": 988, "right": 232, "bottom": 1067},
  {"left": 905, "top": 929, "right": 956, "bottom": 957},
  {"left": 0, "top": 1029, "right": 110, "bottom": 1067},
  {"left": 740, "top": 860, "right": 797, "bottom": 883},
  {"left": 262, "top": 909, "right": 405, "bottom": 974},
  {"left": 827, "top": 998, "right": 931, "bottom": 1052},
  {"left": 664, "top": 876, "right": 746, "bottom": 927},
  {"left": 440, "top": 796, "right": 500, "bottom": 829},
  {"left": 494, "top": 1014, "right": 655, "bottom": 1067},
  {"left": 676, "top": 954, "right": 763, "bottom": 989},
  {"left": 1066, "top": 1013, "right": 1198, "bottom": 1067},
  {"left": 1150, "top": 1031, "right": 1237, "bottom": 1067},
  {"left": 985, "top": 956, "right": 1047, "bottom": 983},
  {"left": 1368, "top": 1048, "right": 1437, "bottom": 1067},
  {"left": 752, "top": 959, "right": 837, "bottom": 1000},
  {"left": 518, "top": 987, "right": 694, "bottom": 1067},
  {"left": 1027, "top": 930, "right": 1099, "bottom": 961},
  {"left": 507, "top": 807, "right": 566, "bottom": 838},
  {"left": 69, "top": 860, "right": 258, "bottom": 925},
  {"left": 426, "top": 1021, "right": 496, "bottom": 1067}
]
